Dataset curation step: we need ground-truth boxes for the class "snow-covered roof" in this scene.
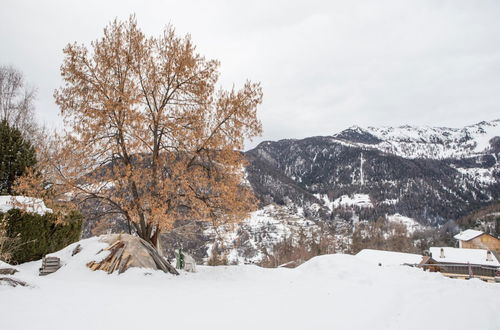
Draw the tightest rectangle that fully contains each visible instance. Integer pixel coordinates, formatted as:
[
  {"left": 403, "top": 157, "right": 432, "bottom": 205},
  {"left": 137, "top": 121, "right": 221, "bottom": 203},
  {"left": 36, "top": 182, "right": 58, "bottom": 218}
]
[
  {"left": 429, "top": 247, "right": 500, "bottom": 267},
  {"left": 0, "top": 260, "right": 12, "bottom": 268},
  {"left": 356, "top": 249, "right": 423, "bottom": 266},
  {"left": 453, "top": 229, "right": 484, "bottom": 241},
  {"left": 0, "top": 195, "right": 52, "bottom": 215}
]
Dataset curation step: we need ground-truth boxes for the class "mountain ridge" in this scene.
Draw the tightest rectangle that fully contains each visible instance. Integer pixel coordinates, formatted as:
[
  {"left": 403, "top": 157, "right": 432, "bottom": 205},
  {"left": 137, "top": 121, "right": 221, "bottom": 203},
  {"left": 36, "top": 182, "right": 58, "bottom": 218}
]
[{"left": 244, "top": 119, "right": 500, "bottom": 226}]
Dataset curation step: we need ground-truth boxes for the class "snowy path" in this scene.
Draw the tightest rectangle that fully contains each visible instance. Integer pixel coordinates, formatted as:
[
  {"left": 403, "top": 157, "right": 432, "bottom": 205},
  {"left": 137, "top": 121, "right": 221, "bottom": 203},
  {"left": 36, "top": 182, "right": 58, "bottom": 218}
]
[{"left": 1, "top": 241, "right": 499, "bottom": 330}]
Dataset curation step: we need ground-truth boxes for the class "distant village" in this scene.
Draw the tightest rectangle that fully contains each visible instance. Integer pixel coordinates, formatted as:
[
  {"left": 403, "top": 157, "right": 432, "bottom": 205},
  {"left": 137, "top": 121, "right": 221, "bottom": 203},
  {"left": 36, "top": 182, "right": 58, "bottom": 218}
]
[{"left": 359, "top": 229, "right": 500, "bottom": 283}]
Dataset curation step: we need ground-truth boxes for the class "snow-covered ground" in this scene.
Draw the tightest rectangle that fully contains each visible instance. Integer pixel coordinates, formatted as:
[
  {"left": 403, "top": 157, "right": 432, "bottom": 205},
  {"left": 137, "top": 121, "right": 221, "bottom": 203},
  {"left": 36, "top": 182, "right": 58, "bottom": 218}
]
[
  {"left": 0, "top": 195, "right": 52, "bottom": 215},
  {"left": 204, "top": 204, "right": 320, "bottom": 264},
  {"left": 356, "top": 249, "right": 423, "bottom": 266},
  {"left": 386, "top": 213, "right": 425, "bottom": 233},
  {"left": 333, "top": 193, "right": 373, "bottom": 208},
  {"left": 1, "top": 238, "right": 499, "bottom": 330}
]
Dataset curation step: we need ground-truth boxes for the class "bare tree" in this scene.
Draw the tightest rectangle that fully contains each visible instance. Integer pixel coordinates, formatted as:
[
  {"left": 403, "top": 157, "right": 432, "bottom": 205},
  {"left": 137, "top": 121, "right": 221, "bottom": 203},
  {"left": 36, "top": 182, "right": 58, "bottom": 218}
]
[
  {"left": 16, "top": 16, "right": 263, "bottom": 248},
  {"left": 0, "top": 66, "right": 38, "bottom": 137}
]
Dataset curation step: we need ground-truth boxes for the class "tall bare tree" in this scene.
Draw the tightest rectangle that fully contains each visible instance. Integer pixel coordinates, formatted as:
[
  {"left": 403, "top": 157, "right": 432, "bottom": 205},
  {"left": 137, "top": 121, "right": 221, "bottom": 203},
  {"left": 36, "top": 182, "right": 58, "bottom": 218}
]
[
  {"left": 0, "top": 66, "right": 38, "bottom": 138},
  {"left": 16, "top": 16, "right": 262, "bottom": 247}
]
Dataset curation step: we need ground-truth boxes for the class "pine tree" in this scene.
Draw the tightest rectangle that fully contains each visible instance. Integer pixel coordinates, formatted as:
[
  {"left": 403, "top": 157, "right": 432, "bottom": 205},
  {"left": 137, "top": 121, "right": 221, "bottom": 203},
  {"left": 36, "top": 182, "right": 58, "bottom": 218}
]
[{"left": 0, "top": 120, "right": 36, "bottom": 194}]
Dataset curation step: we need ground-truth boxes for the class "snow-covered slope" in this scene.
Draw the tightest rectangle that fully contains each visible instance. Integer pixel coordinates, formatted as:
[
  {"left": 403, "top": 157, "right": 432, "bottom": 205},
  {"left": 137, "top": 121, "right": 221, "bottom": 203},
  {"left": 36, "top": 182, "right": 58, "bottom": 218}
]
[
  {"left": 386, "top": 213, "right": 425, "bottom": 233},
  {"left": 245, "top": 119, "right": 500, "bottom": 228},
  {"left": 0, "top": 195, "right": 52, "bottom": 215},
  {"left": 204, "top": 205, "right": 332, "bottom": 264},
  {"left": 332, "top": 193, "right": 372, "bottom": 208},
  {"left": 1, "top": 239, "right": 499, "bottom": 330},
  {"left": 334, "top": 119, "right": 500, "bottom": 159}
]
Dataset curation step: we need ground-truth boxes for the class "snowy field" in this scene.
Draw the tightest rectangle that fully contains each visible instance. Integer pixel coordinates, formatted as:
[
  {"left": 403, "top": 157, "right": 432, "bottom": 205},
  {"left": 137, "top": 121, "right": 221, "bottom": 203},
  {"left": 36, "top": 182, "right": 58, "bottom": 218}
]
[{"left": 1, "top": 238, "right": 499, "bottom": 330}]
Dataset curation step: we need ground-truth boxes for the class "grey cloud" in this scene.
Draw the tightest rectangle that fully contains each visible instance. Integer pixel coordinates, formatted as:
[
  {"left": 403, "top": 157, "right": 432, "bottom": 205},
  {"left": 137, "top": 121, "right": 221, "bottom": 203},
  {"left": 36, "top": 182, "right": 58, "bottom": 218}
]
[{"left": 1, "top": 0, "right": 499, "bottom": 149}]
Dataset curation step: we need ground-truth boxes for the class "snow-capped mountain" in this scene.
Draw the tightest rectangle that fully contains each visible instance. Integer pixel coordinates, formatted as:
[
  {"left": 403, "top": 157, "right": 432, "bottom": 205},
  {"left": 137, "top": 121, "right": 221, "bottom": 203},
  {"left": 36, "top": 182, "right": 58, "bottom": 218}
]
[
  {"left": 245, "top": 119, "right": 499, "bottom": 225},
  {"left": 333, "top": 119, "right": 500, "bottom": 159}
]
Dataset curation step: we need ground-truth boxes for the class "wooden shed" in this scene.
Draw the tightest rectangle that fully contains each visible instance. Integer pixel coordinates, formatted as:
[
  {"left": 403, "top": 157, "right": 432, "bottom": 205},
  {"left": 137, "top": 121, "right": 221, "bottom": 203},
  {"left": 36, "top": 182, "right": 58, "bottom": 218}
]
[{"left": 454, "top": 229, "right": 500, "bottom": 254}]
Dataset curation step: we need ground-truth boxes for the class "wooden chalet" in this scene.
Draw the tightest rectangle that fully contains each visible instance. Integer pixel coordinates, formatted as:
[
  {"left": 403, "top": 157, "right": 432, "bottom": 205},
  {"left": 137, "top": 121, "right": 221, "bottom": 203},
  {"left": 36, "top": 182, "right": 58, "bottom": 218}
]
[
  {"left": 454, "top": 229, "right": 500, "bottom": 254},
  {"left": 419, "top": 247, "right": 500, "bottom": 283}
]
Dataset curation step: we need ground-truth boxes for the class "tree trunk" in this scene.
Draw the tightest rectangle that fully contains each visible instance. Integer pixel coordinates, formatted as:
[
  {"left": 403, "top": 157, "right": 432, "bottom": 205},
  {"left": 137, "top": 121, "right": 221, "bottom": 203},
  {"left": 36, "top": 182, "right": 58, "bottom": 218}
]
[{"left": 132, "top": 221, "right": 160, "bottom": 249}]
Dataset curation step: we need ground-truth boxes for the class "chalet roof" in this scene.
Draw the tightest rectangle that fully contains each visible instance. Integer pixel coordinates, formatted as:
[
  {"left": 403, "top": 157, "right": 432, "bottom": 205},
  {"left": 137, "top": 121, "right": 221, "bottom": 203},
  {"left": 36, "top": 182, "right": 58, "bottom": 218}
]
[
  {"left": 418, "top": 255, "right": 434, "bottom": 267},
  {"left": 429, "top": 247, "right": 500, "bottom": 267},
  {"left": 453, "top": 229, "right": 484, "bottom": 241}
]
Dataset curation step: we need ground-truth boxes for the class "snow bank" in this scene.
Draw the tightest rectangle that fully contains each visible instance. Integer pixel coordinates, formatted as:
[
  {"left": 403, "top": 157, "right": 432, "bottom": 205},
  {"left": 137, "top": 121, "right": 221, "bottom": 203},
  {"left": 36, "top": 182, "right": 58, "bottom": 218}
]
[
  {"left": 0, "top": 259, "right": 13, "bottom": 268},
  {"left": 6, "top": 237, "right": 109, "bottom": 279},
  {"left": 356, "top": 249, "right": 423, "bottom": 266},
  {"left": 1, "top": 242, "right": 499, "bottom": 330},
  {"left": 0, "top": 195, "right": 52, "bottom": 215}
]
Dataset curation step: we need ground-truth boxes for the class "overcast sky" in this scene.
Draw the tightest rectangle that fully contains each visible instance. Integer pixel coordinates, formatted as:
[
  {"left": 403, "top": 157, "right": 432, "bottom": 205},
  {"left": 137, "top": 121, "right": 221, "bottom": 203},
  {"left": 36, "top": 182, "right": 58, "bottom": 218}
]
[{"left": 1, "top": 0, "right": 499, "bottom": 149}]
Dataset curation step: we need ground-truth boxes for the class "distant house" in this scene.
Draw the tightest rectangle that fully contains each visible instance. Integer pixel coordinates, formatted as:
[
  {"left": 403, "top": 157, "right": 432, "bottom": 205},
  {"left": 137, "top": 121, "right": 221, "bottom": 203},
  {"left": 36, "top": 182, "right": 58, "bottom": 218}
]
[
  {"left": 419, "top": 247, "right": 500, "bottom": 282},
  {"left": 454, "top": 229, "right": 500, "bottom": 254}
]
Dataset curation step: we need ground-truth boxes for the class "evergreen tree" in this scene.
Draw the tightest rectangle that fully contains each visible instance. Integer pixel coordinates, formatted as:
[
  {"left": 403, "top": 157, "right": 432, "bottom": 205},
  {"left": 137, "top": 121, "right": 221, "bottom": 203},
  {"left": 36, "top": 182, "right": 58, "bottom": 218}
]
[{"left": 0, "top": 120, "right": 36, "bottom": 194}]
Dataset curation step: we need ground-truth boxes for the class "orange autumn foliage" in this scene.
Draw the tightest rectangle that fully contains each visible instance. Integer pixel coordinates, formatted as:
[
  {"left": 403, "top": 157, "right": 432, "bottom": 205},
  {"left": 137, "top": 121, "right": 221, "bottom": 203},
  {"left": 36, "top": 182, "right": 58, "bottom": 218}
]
[{"left": 16, "top": 16, "right": 262, "bottom": 246}]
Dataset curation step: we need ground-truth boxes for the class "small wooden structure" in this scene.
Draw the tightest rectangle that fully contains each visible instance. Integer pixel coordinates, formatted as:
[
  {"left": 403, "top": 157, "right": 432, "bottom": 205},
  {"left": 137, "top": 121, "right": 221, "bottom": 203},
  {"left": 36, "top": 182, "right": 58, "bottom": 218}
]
[
  {"left": 454, "top": 229, "right": 500, "bottom": 254},
  {"left": 0, "top": 267, "right": 18, "bottom": 275},
  {"left": 87, "top": 234, "right": 179, "bottom": 275},
  {"left": 0, "top": 277, "right": 29, "bottom": 287},
  {"left": 39, "top": 256, "right": 61, "bottom": 276}
]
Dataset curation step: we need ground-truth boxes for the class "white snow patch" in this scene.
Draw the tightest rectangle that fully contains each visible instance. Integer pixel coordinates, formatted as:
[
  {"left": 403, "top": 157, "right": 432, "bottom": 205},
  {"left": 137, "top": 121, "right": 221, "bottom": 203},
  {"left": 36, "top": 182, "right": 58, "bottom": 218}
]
[
  {"left": 205, "top": 204, "right": 319, "bottom": 264},
  {"left": 333, "top": 194, "right": 372, "bottom": 208},
  {"left": 386, "top": 213, "right": 424, "bottom": 233},
  {"left": 0, "top": 195, "right": 52, "bottom": 215},
  {"left": 1, "top": 250, "right": 499, "bottom": 330},
  {"left": 314, "top": 193, "right": 334, "bottom": 211},
  {"left": 380, "top": 198, "right": 398, "bottom": 205},
  {"left": 335, "top": 119, "right": 500, "bottom": 159},
  {"left": 0, "top": 259, "right": 13, "bottom": 268},
  {"left": 455, "top": 167, "right": 496, "bottom": 185},
  {"left": 356, "top": 249, "right": 423, "bottom": 266}
]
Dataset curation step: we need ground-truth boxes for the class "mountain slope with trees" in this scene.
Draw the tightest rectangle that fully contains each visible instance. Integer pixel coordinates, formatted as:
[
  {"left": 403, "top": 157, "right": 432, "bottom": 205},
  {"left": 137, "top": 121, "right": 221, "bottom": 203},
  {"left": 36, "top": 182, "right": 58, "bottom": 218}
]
[{"left": 245, "top": 120, "right": 500, "bottom": 226}]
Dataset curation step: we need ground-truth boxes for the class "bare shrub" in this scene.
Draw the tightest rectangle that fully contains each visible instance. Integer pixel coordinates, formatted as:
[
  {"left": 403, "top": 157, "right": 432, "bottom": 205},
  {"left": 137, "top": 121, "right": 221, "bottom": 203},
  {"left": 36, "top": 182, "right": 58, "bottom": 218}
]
[
  {"left": 259, "top": 227, "right": 336, "bottom": 268},
  {"left": 350, "top": 217, "right": 419, "bottom": 254}
]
